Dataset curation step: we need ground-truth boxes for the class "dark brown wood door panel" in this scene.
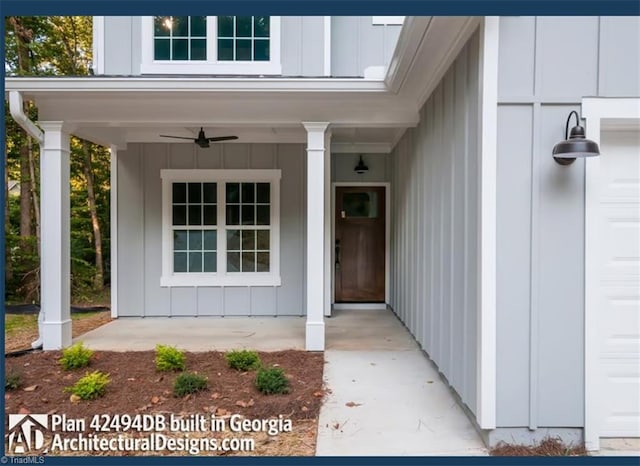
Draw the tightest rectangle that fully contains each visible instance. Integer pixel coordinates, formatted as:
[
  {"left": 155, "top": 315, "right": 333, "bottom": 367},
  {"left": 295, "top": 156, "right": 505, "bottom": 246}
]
[{"left": 335, "top": 186, "right": 385, "bottom": 302}]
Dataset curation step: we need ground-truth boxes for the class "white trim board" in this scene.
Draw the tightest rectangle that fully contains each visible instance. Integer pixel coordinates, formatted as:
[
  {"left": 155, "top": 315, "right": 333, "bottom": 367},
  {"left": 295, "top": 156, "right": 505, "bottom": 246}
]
[
  {"left": 109, "top": 146, "right": 118, "bottom": 318},
  {"left": 477, "top": 16, "right": 499, "bottom": 430},
  {"left": 331, "top": 182, "right": 391, "bottom": 315},
  {"left": 582, "top": 97, "right": 640, "bottom": 452}
]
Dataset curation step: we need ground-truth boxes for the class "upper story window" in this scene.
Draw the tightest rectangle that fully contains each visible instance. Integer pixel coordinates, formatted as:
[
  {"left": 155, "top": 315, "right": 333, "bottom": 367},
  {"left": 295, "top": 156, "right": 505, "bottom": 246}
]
[{"left": 141, "top": 16, "right": 281, "bottom": 75}]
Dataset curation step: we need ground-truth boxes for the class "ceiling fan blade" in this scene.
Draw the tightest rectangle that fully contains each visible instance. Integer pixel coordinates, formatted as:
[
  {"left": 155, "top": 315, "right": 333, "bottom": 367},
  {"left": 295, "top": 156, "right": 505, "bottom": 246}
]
[
  {"left": 207, "top": 136, "right": 238, "bottom": 142},
  {"left": 159, "top": 135, "right": 196, "bottom": 141}
]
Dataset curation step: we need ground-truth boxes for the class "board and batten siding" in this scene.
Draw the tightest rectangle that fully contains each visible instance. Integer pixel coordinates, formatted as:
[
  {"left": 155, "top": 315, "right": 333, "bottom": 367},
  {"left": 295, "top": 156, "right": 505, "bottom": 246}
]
[
  {"left": 117, "top": 143, "right": 306, "bottom": 317},
  {"left": 331, "top": 17, "right": 402, "bottom": 77},
  {"left": 331, "top": 153, "right": 391, "bottom": 182},
  {"left": 495, "top": 16, "right": 640, "bottom": 431},
  {"left": 390, "top": 31, "right": 480, "bottom": 416}
]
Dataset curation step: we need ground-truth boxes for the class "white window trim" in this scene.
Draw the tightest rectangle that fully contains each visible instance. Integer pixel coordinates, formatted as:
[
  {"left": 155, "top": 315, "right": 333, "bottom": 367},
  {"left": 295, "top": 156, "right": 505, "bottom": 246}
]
[
  {"left": 372, "top": 16, "right": 405, "bottom": 25},
  {"left": 141, "top": 16, "right": 282, "bottom": 75},
  {"left": 160, "top": 169, "right": 281, "bottom": 287}
]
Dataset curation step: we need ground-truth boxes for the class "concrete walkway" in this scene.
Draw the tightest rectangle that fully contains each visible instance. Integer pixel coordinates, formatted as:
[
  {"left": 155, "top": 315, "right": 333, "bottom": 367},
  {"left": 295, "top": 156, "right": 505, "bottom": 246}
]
[{"left": 77, "top": 310, "right": 487, "bottom": 455}]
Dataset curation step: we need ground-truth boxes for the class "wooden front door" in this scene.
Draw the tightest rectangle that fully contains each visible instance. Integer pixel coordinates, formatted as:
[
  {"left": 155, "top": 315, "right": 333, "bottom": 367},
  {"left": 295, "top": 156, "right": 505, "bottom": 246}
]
[{"left": 335, "top": 186, "right": 386, "bottom": 302}]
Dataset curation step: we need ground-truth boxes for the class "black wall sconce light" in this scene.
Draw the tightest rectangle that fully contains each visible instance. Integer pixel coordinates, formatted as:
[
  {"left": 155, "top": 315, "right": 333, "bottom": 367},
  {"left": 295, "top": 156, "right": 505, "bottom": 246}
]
[
  {"left": 552, "top": 110, "right": 600, "bottom": 165},
  {"left": 354, "top": 155, "right": 369, "bottom": 174}
]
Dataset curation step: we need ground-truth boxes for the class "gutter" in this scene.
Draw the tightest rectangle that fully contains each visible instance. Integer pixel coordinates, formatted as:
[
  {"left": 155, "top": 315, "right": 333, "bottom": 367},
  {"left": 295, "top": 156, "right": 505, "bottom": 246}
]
[
  {"left": 9, "top": 91, "right": 44, "bottom": 144},
  {"left": 8, "top": 90, "right": 44, "bottom": 350}
]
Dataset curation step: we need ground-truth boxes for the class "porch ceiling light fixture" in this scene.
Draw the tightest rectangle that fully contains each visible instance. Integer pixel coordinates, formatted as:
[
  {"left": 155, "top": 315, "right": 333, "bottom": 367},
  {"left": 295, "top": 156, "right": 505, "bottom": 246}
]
[
  {"left": 354, "top": 155, "right": 369, "bottom": 174},
  {"left": 552, "top": 110, "right": 600, "bottom": 166}
]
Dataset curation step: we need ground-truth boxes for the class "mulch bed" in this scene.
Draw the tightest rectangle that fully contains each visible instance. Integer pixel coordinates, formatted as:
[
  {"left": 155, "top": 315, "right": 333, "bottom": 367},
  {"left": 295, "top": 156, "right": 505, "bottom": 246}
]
[
  {"left": 491, "top": 438, "right": 587, "bottom": 456},
  {"left": 6, "top": 350, "right": 324, "bottom": 422}
]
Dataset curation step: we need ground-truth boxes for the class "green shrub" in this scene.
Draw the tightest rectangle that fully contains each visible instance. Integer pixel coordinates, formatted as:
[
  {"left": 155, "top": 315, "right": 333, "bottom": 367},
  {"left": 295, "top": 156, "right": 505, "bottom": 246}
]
[
  {"left": 255, "top": 366, "right": 289, "bottom": 394},
  {"left": 59, "top": 342, "right": 94, "bottom": 370},
  {"left": 155, "top": 344, "right": 186, "bottom": 372},
  {"left": 225, "top": 349, "right": 261, "bottom": 371},
  {"left": 65, "top": 371, "right": 110, "bottom": 400},
  {"left": 5, "top": 371, "right": 22, "bottom": 391},
  {"left": 173, "top": 372, "right": 208, "bottom": 397}
]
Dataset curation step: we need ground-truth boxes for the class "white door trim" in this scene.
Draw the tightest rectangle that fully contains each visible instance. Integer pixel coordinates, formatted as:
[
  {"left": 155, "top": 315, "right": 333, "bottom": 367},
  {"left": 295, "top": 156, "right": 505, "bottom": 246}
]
[
  {"left": 583, "top": 97, "right": 640, "bottom": 451},
  {"left": 331, "top": 182, "right": 391, "bottom": 315}
]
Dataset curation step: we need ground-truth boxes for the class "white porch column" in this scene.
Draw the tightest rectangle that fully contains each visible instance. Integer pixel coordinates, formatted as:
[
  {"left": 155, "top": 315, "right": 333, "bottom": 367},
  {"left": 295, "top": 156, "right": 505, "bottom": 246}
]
[
  {"left": 39, "top": 122, "right": 72, "bottom": 350},
  {"left": 303, "top": 122, "right": 330, "bottom": 351}
]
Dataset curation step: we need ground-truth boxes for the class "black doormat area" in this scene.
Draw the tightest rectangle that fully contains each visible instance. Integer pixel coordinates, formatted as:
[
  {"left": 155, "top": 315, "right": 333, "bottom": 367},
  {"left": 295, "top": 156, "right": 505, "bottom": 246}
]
[{"left": 4, "top": 304, "right": 110, "bottom": 315}]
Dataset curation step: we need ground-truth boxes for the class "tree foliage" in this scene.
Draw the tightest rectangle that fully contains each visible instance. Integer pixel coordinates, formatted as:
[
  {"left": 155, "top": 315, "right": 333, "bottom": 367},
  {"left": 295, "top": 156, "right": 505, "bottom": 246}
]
[{"left": 5, "top": 16, "right": 110, "bottom": 303}]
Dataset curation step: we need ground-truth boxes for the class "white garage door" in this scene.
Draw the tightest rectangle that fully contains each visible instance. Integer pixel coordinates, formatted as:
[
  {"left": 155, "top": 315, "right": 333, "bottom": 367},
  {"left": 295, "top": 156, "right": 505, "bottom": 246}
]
[{"left": 597, "top": 128, "right": 640, "bottom": 437}]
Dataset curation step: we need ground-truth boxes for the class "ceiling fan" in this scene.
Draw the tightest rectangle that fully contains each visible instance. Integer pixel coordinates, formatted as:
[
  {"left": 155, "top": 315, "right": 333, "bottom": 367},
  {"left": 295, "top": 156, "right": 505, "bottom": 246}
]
[{"left": 159, "top": 127, "right": 238, "bottom": 148}]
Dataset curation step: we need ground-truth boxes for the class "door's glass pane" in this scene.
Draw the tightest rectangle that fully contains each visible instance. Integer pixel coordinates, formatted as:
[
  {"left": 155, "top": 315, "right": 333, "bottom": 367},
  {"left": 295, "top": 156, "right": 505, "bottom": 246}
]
[
  {"left": 256, "top": 230, "right": 269, "bottom": 250},
  {"left": 173, "top": 230, "right": 187, "bottom": 251},
  {"left": 188, "top": 230, "right": 203, "bottom": 250},
  {"left": 254, "top": 16, "right": 270, "bottom": 37},
  {"left": 218, "top": 16, "right": 234, "bottom": 37},
  {"left": 256, "top": 252, "right": 270, "bottom": 272},
  {"left": 256, "top": 205, "right": 270, "bottom": 225},
  {"left": 236, "top": 39, "right": 252, "bottom": 60},
  {"left": 174, "top": 252, "right": 187, "bottom": 272},
  {"left": 241, "top": 183, "right": 255, "bottom": 203},
  {"left": 188, "top": 183, "right": 201, "bottom": 203},
  {"left": 172, "top": 205, "right": 186, "bottom": 226},
  {"left": 218, "top": 39, "right": 234, "bottom": 61},
  {"left": 154, "top": 17, "right": 171, "bottom": 37},
  {"left": 226, "top": 205, "right": 240, "bottom": 225},
  {"left": 203, "top": 252, "right": 216, "bottom": 272},
  {"left": 235, "top": 16, "right": 252, "bottom": 37},
  {"left": 242, "top": 230, "right": 255, "bottom": 250},
  {"left": 154, "top": 39, "right": 170, "bottom": 60},
  {"left": 172, "top": 16, "right": 189, "bottom": 37},
  {"left": 172, "top": 39, "right": 189, "bottom": 60},
  {"left": 203, "top": 205, "right": 216, "bottom": 225},
  {"left": 226, "top": 183, "right": 240, "bottom": 203},
  {"left": 254, "top": 39, "right": 269, "bottom": 61},
  {"left": 241, "top": 205, "right": 255, "bottom": 225},
  {"left": 188, "top": 205, "right": 202, "bottom": 225},
  {"left": 227, "top": 252, "right": 240, "bottom": 272},
  {"left": 203, "top": 183, "right": 217, "bottom": 203},
  {"left": 188, "top": 252, "right": 202, "bottom": 272},
  {"left": 343, "top": 192, "right": 378, "bottom": 218},
  {"left": 204, "top": 230, "right": 217, "bottom": 250},
  {"left": 172, "top": 183, "right": 186, "bottom": 203},
  {"left": 227, "top": 230, "right": 240, "bottom": 251},
  {"left": 256, "top": 183, "right": 270, "bottom": 203},
  {"left": 242, "top": 252, "right": 255, "bottom": 272},
  {"left": 191, "top": 39, "right": 207, "bottom": 60},
  {"left": 191, "top": 16, "right": 207, "bottom": 37}
]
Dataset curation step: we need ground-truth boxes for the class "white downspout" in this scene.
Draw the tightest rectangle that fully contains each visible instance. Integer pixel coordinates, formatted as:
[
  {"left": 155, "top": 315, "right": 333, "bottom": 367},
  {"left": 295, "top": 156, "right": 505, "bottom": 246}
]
[{"left": 8, "top": 90, "right": 45, "bottom": 349}]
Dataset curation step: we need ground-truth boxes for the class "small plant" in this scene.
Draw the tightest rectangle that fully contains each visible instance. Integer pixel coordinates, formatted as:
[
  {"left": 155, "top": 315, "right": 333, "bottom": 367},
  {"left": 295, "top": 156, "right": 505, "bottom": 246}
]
[
  {"left": 59, "top": 342, "right": 94, "bottom": 370},
  {"left": 255, "top": 366, "right": 289, "bottom": 394},
  {"left": 65, "top": 371, "right": 110, "bottom": 400},
  {"left": 155, "top": 344, "right": 186, "bottom": 372},
  {"left": 225, "top": 349, "right": 261, "bottom": 371},
  {"left": 5, "top": 371, "right": 22, "bottom": 391},
  {"left": 173, "top": 372, "right": 208, "bottom": 397}
]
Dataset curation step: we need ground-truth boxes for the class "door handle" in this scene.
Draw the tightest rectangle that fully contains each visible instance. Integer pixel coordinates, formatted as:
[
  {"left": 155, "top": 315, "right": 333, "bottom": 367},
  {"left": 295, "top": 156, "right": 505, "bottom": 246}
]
[{"left": 335, "top": 239, "right": 341, "bottom": 269}]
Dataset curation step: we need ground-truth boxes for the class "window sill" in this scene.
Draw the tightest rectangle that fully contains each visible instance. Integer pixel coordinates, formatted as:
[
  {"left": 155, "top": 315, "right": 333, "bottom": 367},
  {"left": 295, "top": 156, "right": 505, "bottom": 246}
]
[
  {"left": 140, "top": 62, "right": 283, "bottom": 76},
  {"left": 160, "top": 274, "right": 282, "bottom": 288}
]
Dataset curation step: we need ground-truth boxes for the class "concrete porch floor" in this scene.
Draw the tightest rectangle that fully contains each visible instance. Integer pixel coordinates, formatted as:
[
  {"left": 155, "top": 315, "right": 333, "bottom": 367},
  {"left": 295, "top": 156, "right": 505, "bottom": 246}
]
[
  {"left": 76, "top": 309, "right": 487, "bottom": 455},
  {"left": 77, "top": 309, "right": 419, "bottom": 351}
]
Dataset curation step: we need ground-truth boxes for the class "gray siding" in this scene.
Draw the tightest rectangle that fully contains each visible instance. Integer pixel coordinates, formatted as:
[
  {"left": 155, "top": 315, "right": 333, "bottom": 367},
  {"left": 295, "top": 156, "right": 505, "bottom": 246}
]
[
  {"left": 331, "top": 153, "right": 390, "bottom": 182},
  {"left": 495, "top": 16, "right": 640, "bottom": 428},
  {"left": 117, "top": 143, "right": 306, "bottom": 317},
  {"left": 281, "top": 17, "right": 325, "bottom": 77},
  {"left": 389, "top": 31, "right": 480, "bottom": 416},
  {"left": 103, "top": 16, "right": 140, "bottom": 75},
  {"left": 331, "top": 17, "right": 401, "bottom": 77}
]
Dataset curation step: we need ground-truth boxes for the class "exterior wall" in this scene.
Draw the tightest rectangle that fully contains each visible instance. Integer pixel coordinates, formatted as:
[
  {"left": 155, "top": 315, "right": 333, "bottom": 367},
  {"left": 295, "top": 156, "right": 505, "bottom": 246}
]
[
  {"left": 100, "top": 16, "right": 400, "bottom": 77},
  {"left": 116, "top": 143, "right": 306, "bottom": 317},
  {"left": 331, "top": 153, "right": 390, "bottom": 182},
  {"left": 495, "top": 16, "right": 640, "bottom": 432},
  {"left": 389, "top": 31, "right": 480, "bottom": 416},
  {"left": 331, "top": 17, "right": 402, "bottom": 77}
]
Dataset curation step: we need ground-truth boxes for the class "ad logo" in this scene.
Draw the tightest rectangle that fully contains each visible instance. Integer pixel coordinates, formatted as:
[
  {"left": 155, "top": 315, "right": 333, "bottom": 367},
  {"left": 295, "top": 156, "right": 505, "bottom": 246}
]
[{"left": 6, "top": 414, "right": 48, "bottom": 454}]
